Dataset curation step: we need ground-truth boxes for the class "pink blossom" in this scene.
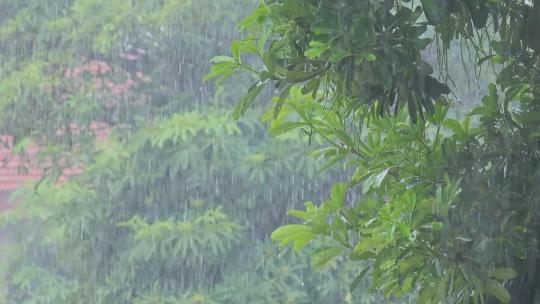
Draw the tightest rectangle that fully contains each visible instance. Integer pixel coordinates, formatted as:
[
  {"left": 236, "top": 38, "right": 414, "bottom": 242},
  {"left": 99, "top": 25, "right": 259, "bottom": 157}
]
[
  {"left": 93, "top": 78, "right": 103, "bottom": 89},
  {"left": 85, "top": 60, "right": 100, "bottom": 75},
  {"left": 119, "top": 53, "right": 139, "bottom": 61},
  {"left": 72, "top": 67, "right": 82, "bottom": 77},
  {"left": 98, "top": 61, "right": 111, "bottom": 74},
  {"left": 64, "top": 68, "right": 72, "bottom": 78}
]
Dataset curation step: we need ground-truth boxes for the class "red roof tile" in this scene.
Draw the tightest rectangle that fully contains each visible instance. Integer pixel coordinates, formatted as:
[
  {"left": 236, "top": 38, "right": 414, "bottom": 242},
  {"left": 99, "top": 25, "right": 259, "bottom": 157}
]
[
  {"left": 0, "top": 122, "right": 109, "bottom": 192},
  {"left": 0, "top": 140, "right": 39, "bottom": 191}
]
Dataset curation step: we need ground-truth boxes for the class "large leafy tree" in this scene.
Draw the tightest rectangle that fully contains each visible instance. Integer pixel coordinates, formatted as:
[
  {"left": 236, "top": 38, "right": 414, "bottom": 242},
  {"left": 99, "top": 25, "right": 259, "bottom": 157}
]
[{"left": 210, "top": 0, "right": 540, "bottom": 303}]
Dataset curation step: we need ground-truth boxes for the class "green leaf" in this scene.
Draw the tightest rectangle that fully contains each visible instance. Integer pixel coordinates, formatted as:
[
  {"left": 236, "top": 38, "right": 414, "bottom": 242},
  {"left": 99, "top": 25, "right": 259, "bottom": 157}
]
[
  {"left": 443, "top": 119, "right": 465, "bottom": 135},
  {"left": 231, "top": 40, "right": 241, "bottom": 61},
  {"left": 286, "top": 70, "right": 315, "bottom": 82},
  {"left": 365, "top": 53, "right": 377, "bottom": 62},
  {"left": 362, "top": 168, "right": 389, "bottom": 193},
  {"left": 482, "top": 83, "right": 500, "bottom": 110},
  {"left": 425, "top": 76, "right": 450, "bottom": 98},
  {"left": 262, "top": 51, "right": 277, "bottom": 74},
  {"left": 519, "top": 110, "right": 540, "bottom": 125},
  {"left": 233, "top": 82, "right": 265, "bottom": 119},
  {"left": 268, "top": 122, "right": 306, "bottom": 135},
  {"left": 301, "top": 78, "right": 321, "bottom": 98},
  {"left": 353, "top": 235, "right": 386, "bottom": 254},
  {"left": 271, "top": 224, "right": 315, "bottom": 251},
  {"left": 204, "top": 61, "right": 236, "bottom": 81},
  {"left": 350, "top": 267, "right": 370, "bottom": 292},
  {"left": 305, "top": 41, "right": 330, "bottom": 59},
  {"left": 491, "top": 55, "right": 503, "bottom": 64},
  {"left": 407, "top": 97, "right": 418, "bottom": 124},
  {"left": 210, "top": 55, "right": 236, "bottom": 64},
  {"left": 274, "top": 84, "right": 293, "bottom": 119},
  {"left": 397, "top": 223, "right": 412, "bottom": 239},
  {"left": 327, "top": 182, "right": 347, "bottom": 209},
  {"left": 477, "top": 55, "right": 495, "bottom": 66},
  {"left": 329, "top": 49, "right": 348, "bottom": 62},
  {"left": 311, "top": 247, "right": 343, "bottom": 268},
  {"left": 421, "top": 0, "right": 448, "bottom": 25},
  {"left": 490, "top": 268, "right": 517, "bottom": 281},
  {"left": 486, "top": 280, "right": 511, "bottom": 303}
]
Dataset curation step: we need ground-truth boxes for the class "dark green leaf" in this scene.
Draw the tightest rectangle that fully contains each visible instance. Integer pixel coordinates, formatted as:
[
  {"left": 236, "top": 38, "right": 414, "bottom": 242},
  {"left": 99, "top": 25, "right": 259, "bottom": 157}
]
[{"left": 350, "top": 267, "right": 370, "bottom": 292}]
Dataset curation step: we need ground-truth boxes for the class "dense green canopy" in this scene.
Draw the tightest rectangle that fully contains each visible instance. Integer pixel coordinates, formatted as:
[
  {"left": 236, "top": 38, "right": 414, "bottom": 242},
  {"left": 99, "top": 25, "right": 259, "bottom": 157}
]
[{"left": 211, "top": 0, "right": 540, "bottom": 303}]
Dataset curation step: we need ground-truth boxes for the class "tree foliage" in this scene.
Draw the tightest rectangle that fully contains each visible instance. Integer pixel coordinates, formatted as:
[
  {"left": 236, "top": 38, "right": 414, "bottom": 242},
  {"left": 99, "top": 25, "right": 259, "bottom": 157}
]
[
  {"left": 0, "top": 0, "right": 250, "bottom": 171},
  {"left": 211, "top": 0, "right": 540, "bottom": 303},
  {"left": 1, "top": 109, "right": 347, "bottom": 303}
]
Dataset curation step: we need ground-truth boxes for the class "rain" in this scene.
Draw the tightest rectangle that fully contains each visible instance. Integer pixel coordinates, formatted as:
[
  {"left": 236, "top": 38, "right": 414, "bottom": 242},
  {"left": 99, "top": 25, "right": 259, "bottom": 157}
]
[{"left": 0, "top": 1, "right": 539, "bottom": 303}]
